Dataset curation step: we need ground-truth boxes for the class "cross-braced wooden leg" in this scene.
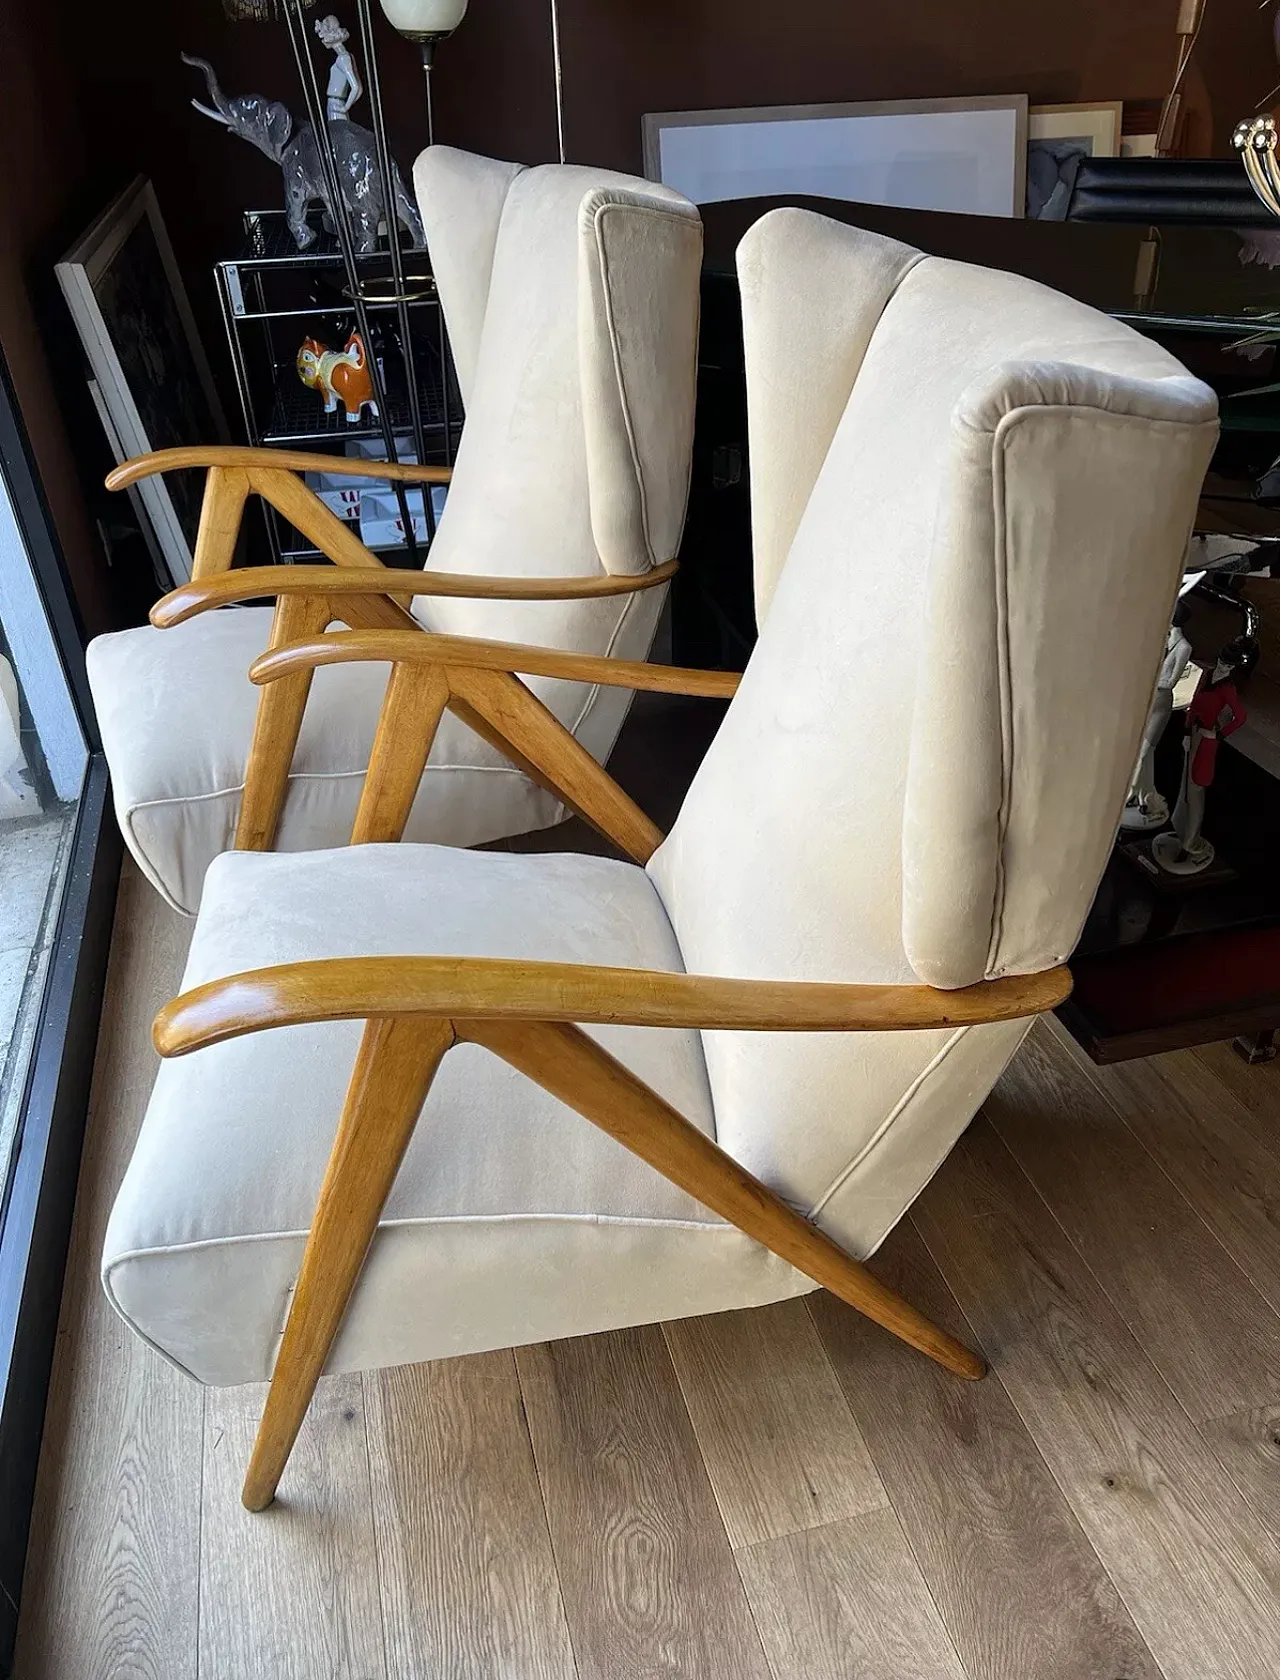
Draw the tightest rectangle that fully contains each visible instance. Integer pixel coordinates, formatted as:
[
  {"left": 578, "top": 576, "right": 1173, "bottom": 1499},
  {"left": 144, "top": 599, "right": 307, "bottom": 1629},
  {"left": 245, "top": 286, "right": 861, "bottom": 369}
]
[
  {"left": 235, "top": 594, "right": 334, "bottom": 852},
  {"left": 466, "top": 1017, "right": 987, "bottom": 1382},
  {"left": 351, "top": 665, "right": 450, "bottom": 844},
  {"left": 191, "top": 465, "right": 251, "bottom": 579},
  {"left": 448, "top": 664, "right": 662, "bottom": 864},
  {"left": 242, "top": 1016, "right": 454, "bottom": 1511}
]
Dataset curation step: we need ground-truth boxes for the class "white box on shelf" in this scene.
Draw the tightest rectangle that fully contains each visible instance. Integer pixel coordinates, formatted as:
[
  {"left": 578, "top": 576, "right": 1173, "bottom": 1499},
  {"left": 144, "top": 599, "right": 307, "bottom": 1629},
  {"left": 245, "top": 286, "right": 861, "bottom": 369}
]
[
  {"left": 303, "top": 480, "right": 364, "bottom": 523},
  {"left": 347, "top": 434, "right": 416, "bottom": 462},
  {"left": 359, "top": 485, "right": 448, "bottom": 551},
  {"left": 304, "top": 437, "right": 438, "bottom": 531}
]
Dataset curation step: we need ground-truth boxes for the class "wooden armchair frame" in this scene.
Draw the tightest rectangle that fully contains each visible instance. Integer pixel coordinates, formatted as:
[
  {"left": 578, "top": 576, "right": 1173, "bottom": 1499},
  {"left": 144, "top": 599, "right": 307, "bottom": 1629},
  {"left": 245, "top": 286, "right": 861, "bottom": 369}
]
[
  {"left": 243, "top": 627, "right": 735, "bottom": 861},
  {"left": 109, "top": 445, "right": 460, "bottom": 584},
  {"left": 154, "top": 622, "right": 1073, "bottom": 1510},
  {"left": 111, "top": 447, "right": 678, "bottom": 852}
]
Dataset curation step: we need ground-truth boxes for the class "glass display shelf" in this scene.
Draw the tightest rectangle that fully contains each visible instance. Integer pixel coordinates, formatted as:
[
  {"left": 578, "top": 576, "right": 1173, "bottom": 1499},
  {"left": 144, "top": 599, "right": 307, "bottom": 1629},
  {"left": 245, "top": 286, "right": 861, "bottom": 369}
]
[{"left": 214, "top": 208, "right": 459, "bottom": 563}]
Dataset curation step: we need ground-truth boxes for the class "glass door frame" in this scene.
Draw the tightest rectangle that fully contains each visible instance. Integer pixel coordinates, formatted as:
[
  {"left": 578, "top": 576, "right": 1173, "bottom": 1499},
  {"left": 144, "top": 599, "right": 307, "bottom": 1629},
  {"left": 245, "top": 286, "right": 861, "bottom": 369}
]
[{"left": 0, "top": 353, "right": 122, "bottom": 1677}]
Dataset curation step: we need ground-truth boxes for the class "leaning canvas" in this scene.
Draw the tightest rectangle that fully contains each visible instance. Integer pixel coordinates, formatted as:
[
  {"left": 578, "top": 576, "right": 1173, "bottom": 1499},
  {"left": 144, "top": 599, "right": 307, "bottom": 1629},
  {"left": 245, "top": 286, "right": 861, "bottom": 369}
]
[
  {"left": 644, "top": 96, "right": 1028, "bottom": 219},
  {"left": 57, "top": 177, "right": 227, "bottom": 586}
]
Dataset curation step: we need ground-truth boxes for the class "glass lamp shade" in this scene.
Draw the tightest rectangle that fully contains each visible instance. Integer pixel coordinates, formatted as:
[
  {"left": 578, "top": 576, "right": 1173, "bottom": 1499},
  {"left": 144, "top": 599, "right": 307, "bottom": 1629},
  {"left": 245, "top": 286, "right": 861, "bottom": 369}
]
[{"left": 379, "top": 0, "right": 468, "bottom": 39}]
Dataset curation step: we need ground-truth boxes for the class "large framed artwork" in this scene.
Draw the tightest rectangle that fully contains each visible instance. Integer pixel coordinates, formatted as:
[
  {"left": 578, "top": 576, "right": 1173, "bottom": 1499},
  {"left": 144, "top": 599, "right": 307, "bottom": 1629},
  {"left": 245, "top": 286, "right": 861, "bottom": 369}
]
[
  {"left": 643, "top": 96, "right": 1029, "bottom": 220},
  {"left": 57, "top": 177, "right": 227, "bottom": 586},
  {"left": 1027, "top": 102, "right": 1124, "bottom": 219}
]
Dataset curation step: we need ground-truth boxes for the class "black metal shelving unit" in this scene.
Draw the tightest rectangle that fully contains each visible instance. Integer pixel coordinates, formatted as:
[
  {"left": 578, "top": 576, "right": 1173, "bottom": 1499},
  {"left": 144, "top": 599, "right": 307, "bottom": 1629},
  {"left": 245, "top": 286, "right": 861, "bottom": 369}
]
[{"left": 215, "top": 209, "right": 463, "bottom": 560}]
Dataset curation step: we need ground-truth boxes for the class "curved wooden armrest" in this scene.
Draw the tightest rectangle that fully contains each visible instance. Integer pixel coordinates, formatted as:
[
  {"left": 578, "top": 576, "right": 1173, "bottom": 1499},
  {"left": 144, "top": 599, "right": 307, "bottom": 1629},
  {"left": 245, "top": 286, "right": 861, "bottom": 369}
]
[
  {"left": 151, "top": 559, "right": 680, "bottom": 629},
  {"left": 106, "top": 445, "right": 454, "bottom": 492},
  {"left": 249, "top": 628, "right": 740, "bottom": 699},
  {"left": 154, "top": 955, "right": 1072, "bottom": 1056},
  {"left": 205, "top": 946, "right": 1037, "bottom": 1500}
]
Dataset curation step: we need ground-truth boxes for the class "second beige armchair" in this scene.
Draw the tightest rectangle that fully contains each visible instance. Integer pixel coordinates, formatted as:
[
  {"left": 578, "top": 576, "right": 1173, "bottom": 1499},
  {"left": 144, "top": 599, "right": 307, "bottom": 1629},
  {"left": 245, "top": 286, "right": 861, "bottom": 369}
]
[{"left": 85, "top": 146, "right": 702, "bottom": 912}]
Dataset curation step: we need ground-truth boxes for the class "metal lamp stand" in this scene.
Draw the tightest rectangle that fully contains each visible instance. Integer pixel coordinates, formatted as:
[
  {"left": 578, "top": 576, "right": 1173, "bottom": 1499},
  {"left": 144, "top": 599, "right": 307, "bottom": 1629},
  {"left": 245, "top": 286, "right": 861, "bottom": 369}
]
[{"left": 282, "top": 0, "right": 445, "bottom": 558}]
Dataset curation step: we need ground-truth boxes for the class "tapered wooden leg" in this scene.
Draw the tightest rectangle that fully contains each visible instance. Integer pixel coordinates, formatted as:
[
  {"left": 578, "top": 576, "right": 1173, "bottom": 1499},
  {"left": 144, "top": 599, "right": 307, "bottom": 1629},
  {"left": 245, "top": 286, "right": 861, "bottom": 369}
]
[
  {"left": 191, "top": 466, "right": 250, "bottom": 579},
  {"left": 242, "top": 1016, "right": 454, "bottom": 1511},
  {"left": 465, "top": 1017, "right": 987, "bottom": 1383},
  {"left": 235, "top": 594, "right": 334, "bottom": 852},
  {"left": 448, "top": 665, "right": 663, "bottom": 864},
  {"left": 351, "top": 665, "right": 450, "bottom": 844}
]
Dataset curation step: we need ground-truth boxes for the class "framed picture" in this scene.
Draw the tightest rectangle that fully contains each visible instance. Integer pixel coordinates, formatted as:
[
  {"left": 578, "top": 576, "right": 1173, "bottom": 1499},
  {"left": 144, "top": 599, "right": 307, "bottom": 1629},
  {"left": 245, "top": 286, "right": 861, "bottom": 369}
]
[
  {"left": 57, "top": 177, "right": 227, "bottom": 586},
  {"left": 1027, "top": 102, "right": 1124, "bottom": 219},
  {"left": 643, "top": 96, "right": 1029, "bottom": 220}
]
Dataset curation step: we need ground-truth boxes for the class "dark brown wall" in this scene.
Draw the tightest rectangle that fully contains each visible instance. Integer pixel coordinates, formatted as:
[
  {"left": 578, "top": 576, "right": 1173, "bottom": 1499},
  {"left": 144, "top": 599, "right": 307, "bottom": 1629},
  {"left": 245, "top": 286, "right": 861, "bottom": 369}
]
[
  {"left": 60, "top": 0, "right": 1277, "bottom": 322},
  {"left": 5, "top": 0, "right": 1275, "bottom": 633},
  {"left": 558, "top": 0, "right": 1179, "bottom": 172},
  {"left": 0, "top": 4, "right": 112, "bottom": 635},
  {"left": 558, "top": 0, "right": 1275, "bottom": 171}
]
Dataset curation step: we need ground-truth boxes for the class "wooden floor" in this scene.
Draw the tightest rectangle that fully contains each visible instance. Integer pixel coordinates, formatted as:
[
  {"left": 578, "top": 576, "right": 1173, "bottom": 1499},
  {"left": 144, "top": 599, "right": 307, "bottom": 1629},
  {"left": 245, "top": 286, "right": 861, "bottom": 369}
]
[{"left": 16, "top": 857, "right": 1280, "bottom": 1678}]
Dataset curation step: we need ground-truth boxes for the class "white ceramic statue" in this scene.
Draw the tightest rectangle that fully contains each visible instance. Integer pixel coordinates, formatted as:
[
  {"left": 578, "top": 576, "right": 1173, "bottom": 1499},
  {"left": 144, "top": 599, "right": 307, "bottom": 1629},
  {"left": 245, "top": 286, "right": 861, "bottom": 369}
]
[
  {"left": 315, "top": 15, "right": 363, "bottom": 123},
  {"left": 1120, "top": 606, "right": 1193, "bottom": 832},
  {"left": 1152, "top": 640, "right": 1249, "bottom": 877},
  {"left": 183, "top": 53, "right": 425, "bottom": 253}
]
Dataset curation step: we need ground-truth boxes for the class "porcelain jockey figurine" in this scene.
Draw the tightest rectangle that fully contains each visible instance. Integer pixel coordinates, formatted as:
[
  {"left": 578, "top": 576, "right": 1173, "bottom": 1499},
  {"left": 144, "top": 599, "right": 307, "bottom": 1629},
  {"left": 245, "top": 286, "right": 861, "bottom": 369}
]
[
  {"left": 1152, "top": 636, "right": 1250, "bottom": 876},
  {"left": 1121, "top": 601, "right": 1194, "bottom": 832},
  {"left": 315, "top": 15, "right": 363, "bottom": 123}
]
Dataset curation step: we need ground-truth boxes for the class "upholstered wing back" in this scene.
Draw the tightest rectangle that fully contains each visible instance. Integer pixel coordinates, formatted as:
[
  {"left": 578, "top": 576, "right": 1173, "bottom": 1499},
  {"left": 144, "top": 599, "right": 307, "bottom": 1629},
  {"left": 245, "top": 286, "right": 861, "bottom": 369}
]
[
  {"left": 411, "top": 148, "right": 701, "bottom": 765},
  {"left": 648, "top": 209, "right": 1217, "bottom": 1251},
  {"left": 413, "top": 147, "right": 702, "bottom": 590}
]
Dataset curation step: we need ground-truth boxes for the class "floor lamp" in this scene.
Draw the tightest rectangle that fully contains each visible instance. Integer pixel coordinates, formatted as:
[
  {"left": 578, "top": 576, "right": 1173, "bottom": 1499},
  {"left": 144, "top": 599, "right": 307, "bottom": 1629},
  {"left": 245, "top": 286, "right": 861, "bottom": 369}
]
[{"left": 219, "top": 0, "right": 466, "bottom": 551}]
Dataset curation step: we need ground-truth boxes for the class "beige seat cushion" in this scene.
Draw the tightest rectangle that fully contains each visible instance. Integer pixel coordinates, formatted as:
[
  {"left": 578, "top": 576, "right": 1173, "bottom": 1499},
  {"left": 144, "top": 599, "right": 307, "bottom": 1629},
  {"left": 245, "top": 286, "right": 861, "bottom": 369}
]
[
  {"left": 87, "top": 603, "right": 655, "bottom": 915},
  {"left": 102, "top": 844, "right": 810, "bottom": 1385}
]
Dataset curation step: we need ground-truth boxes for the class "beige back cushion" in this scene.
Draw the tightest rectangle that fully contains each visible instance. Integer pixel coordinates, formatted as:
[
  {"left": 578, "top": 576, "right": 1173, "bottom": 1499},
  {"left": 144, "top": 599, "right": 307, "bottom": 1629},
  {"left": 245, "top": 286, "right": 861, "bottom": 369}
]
[
  {"left": 413, "top": 150, "right": 701, "bottom": 632},
  {"left": 410, "top": 147, "right": 701, "bottom": 766},
  {"left": 648, "top": 209, "right": 1217, "bottom": 1180}
]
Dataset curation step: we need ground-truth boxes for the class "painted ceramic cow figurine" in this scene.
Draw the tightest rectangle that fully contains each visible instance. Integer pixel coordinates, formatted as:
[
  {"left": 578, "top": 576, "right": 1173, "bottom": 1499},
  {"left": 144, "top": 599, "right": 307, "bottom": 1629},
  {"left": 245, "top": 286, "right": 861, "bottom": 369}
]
[{"left": 297, "top": 331, "right": 379, "bottom": 423}]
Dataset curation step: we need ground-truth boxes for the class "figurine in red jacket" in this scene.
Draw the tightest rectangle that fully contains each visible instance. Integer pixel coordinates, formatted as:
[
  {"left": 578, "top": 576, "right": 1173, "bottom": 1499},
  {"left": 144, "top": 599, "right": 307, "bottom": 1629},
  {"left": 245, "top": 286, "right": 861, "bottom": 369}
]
[{"left": 1153, "top": 638, "right": 1250, "bottom": 877}]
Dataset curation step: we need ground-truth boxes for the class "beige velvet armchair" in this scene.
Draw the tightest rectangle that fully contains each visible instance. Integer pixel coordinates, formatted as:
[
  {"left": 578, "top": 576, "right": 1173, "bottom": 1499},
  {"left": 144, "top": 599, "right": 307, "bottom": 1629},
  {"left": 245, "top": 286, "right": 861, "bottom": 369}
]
[
  {"left": 103, "top": 209, "right": 1218, "bottom": 1512},
  {"left": 84, "top": 147, "right": 702, "bottom": 912}
]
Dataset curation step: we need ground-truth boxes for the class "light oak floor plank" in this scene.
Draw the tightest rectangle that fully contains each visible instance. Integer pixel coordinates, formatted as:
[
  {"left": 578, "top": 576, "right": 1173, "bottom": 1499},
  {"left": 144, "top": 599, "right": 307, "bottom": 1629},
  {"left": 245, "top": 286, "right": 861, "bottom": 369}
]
[
  {"left": 812, "top": 1220, "right": 1161, "bottom": 1680},
  {"left": 14, "top": 863, "right": 203, "bottom": 1680},
  {"left": 1133, "top": 1034, "right": 1280, "bottom": 1170},
  {"left": 516, "top": 1325, "right": 771, "bottom": 1680},
  {"left": 914, "top": 1116, "right": 1280, "bottom": 1680},
  {"left": 1198, "top": 1404, "right": 1280, "bottom": 1536},
  {"left": 199, "top": 1372, "right": 386, "bottom": 1679},
  {"left": 1154, "top": 1043, "right": 1280, "bottom": 1165},
  {"left": 988, "top": 1022, "right": 1280, "bottom": 1420},
  {"left": 663, "top": 1298, "right": 886, "bottom": 1549},
  {"left": 365, "top": 1351, "right": 576, "bottom": 1680},
  {"left": 1047, "top": 1016, "right": 1280, "bottom": 1317},
  {"left": 1190, "top": 1038, "right": 1280, "bottom": 1144},
  {"left": 17, "top": 850, "right": 1280, "bottom": 1680},
  {"left": 737, "top": 1508, "right": 968, "bottom": 1680}
]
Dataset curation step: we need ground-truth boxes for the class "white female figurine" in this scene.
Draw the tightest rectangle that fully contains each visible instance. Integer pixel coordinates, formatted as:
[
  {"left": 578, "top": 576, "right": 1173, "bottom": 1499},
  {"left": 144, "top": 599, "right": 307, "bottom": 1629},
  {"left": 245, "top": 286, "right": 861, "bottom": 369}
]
[
  {"left": 315, "top": 15, "right": 363, "bottom": 123},
  {"left": 1120, "top": 604, "right": 1193, "bottom": 832},
  {"left": 1152, "top": 638, "right": 1249, "bottom": 876}
]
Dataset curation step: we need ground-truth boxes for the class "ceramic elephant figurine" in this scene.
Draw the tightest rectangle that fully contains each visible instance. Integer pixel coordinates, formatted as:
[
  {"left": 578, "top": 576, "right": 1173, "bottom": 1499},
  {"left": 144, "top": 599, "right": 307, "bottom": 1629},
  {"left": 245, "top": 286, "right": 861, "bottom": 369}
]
[{"left": 182, "top": 54, "right": 425, "bottom": 254}]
